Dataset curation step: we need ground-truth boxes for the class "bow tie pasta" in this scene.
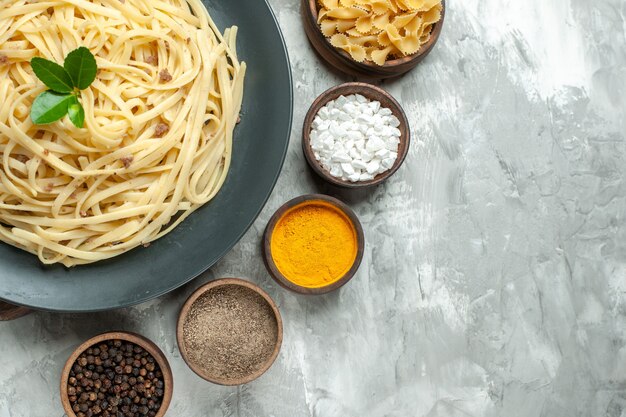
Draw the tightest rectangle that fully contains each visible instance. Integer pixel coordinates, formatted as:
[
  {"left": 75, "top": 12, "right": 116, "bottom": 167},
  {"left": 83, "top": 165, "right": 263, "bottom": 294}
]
[{"left": 318, "top": 0, "right": 443, "bottom": 65}]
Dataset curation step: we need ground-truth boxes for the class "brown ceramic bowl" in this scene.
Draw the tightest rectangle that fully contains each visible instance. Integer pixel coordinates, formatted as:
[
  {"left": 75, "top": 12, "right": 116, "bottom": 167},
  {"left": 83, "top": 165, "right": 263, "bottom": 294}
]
[
  {"left": 302, "top": 0, "right": 446, "bottom": 79},
  {"left": 176, "top": 278, "right": 283, "bottom": 386},
  {"left": 263, "top": 194, "right": 365, "bottom": 294},
  {"left": 302, "top": 82, "right": 410, "bottom": 188},
  {"left": 60, "top": 332, "right": 173, "bottom": 417}
]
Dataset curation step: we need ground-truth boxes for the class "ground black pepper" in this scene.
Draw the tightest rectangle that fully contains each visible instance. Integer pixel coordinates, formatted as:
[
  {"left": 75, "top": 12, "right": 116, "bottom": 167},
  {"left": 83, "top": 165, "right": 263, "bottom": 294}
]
[
  {"left": 182, "top": 284, "right": 279, "bottom": 381},
  {"left": 67, "top": 340, "right": 165, "bottom": 417}
]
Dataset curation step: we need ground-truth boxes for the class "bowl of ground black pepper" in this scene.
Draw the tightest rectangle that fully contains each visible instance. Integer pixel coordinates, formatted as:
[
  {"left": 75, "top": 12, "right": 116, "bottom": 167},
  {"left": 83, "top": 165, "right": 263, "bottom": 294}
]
[
  {"left": 60, "top": 332, "right": 173, "bottom": 417},
  {"left": 177, "top": 278, "right": 283, "bottom": 385}
]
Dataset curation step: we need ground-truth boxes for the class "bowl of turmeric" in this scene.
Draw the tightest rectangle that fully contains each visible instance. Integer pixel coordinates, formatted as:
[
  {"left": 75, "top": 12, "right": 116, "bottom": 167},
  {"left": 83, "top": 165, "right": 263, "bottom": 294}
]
[{"left": 262, "top": 194, "right": 365, "bottom": 294}]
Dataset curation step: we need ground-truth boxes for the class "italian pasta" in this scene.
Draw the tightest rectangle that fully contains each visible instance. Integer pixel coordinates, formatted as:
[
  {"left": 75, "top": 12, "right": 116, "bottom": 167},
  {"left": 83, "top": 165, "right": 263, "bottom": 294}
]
[
  {"left": 0, "top": 0, "right": 246, "bottom": 266},
  {"left": 317, "top": 0, "right": 443, "bottom": 65}
]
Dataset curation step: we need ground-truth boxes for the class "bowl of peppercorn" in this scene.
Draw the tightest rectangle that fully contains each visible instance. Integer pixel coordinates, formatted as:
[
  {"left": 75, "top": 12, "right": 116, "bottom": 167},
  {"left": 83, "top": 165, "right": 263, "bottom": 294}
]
[{"left": 60, "top": 332, "right": 173, "bottom": 417}]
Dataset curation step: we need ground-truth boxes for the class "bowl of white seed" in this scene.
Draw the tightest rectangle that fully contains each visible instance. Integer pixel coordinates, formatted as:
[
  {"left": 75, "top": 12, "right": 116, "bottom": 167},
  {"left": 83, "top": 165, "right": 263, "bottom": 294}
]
[{"left": 302, "top": 82, "right": 410, "bottom": 188}]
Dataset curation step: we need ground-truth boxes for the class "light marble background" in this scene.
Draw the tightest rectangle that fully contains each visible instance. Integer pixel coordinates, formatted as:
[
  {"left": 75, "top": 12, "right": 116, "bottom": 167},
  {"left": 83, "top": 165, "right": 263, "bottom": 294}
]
[{"left": 1, "top": 0, "right": 626, "bottom": 415}]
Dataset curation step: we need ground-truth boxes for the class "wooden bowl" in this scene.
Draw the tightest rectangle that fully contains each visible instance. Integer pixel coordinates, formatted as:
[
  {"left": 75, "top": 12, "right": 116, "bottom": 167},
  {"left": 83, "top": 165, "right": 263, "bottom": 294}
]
[
  {"left": 263, "top": 194, "right": 365, "bottom": 294},
  {"left": 0, "top": 301, "right": 31, "bottom": 321},
  {"left": 176, "top": 278, "right": 283, "bottom": 386},
  {"left": 302, "top": 82, "right": 410, "bottom": 188},
  {"left": 60, "top": 331, "right": 173, "bottom": 417},
  {"left": 302, "top": 0, "right": 446, "bottom": 79}
]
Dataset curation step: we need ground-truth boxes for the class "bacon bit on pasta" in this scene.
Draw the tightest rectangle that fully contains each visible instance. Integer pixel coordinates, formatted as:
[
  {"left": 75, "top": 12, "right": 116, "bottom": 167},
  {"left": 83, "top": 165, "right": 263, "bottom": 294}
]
[
  {"left": 70, "top": 192, "right": 77, "bottom": 199},
  {"left": 236, "top": 115, "right": 241, "bottom": 124},
  {"left": 159, "top": 69, "right": 172, "bottom": 83},
  {"left": 143, "top": 242, "right": 151, "bottom": 248},
  {"left": 119, "top": 0, "right": 125, "bottom": 3},
  {"left": 186, "top": 37, "right": 191, "bottom": 43},
  {"left": 154, "top": 122, "right": 170, "bottom": 138},
  {"left": 45, "top": 183, "right": 53, "bottom": 192},
  {"left": 120, "top": 155, "right": 134, "bottom": 168},
  {"left": 80, "top": 211, "right": 88, "bottom": 217},
  {"left": 43, "top": 149, "right": 49, "bottom": 156},
  {"left": 146, "top": 55, "right": 158, "bottom": 65},
  {"left": 15, "top": 154, "right": 29, "bottom": 163},
  {"left": 0, "top": 55, "right": 8, "bottom": 65},
  {"left": 47, "top": 7, "right": 54, "bottom": 14}
]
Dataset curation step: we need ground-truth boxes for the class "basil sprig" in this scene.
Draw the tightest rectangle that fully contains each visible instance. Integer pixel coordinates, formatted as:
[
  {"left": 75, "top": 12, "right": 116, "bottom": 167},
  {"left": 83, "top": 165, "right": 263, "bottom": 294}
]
[{"left": 30, "top": 47, "right": 97, "bottom": 128}]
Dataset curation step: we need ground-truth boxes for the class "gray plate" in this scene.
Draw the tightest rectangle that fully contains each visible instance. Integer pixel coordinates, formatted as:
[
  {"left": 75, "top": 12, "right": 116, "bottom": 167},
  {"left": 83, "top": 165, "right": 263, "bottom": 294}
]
[{"left": 0, "top": 0, "right": 292, "bottom": 312}]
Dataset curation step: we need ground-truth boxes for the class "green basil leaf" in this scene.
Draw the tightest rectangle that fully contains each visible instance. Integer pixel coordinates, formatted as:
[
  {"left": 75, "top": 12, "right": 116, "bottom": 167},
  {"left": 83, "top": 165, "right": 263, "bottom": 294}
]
[
  {"left": 68, "top": 96, "right": 85, "bottom": 128},
  {"left": 31, "top": 57, "right": 74, "bottom": 93},
  {"left": 31, "top": 91, "right": 74, "bottom": 125},
  {"left": 64, "top": 47, "right": 97, "bottom": 90}
]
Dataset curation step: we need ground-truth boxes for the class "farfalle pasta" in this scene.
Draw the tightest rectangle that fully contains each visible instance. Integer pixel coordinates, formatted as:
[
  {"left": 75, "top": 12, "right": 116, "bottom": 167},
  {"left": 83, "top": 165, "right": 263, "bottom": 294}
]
[{"left": 317, "top": 0, "right": 443, "bottom": 65}]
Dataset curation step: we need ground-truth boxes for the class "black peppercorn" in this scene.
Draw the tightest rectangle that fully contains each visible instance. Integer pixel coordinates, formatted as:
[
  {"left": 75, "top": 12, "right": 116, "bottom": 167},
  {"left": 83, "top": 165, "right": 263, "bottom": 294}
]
[{"left": 67, "top": 339, "right": 164, "bottom": 417}]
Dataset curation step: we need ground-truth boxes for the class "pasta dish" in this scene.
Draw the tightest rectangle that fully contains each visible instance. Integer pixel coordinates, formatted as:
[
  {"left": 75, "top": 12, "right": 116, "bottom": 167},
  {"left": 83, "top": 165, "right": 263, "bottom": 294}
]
[{"left": 0, "top": 0, "right": 246, "bottom": 266}]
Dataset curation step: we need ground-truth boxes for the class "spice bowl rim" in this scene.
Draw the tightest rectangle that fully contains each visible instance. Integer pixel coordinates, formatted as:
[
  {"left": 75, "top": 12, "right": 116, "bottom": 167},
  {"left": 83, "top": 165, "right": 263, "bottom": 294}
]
[
  {"left": 262, "top": 194, "right": 365, "bottom": 294},
  {"left": 302, "top": 82, "right": 411, "bottom": 188},
  {"left": 301, "top": 0, "right": 446, "bottom": 78},
  {"left": 176, "top": 278, "right": 284, "bottom": 386},
  {"left": 60, "top": 331, "right": 173, "bottom": 417}
]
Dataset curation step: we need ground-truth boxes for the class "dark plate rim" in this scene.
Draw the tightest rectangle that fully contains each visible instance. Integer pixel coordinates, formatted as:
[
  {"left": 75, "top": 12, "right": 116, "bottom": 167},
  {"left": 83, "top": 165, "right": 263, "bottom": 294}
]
[{"left": 0, "top": 0, "right": 293, "bottom": 313}]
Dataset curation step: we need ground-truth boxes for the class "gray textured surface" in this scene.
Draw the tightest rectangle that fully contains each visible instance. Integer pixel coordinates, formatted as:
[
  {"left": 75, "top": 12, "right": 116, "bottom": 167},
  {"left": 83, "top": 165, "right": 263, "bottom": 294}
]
[{"left": 1, "top": 0, "right": 626, "bottom": 415}]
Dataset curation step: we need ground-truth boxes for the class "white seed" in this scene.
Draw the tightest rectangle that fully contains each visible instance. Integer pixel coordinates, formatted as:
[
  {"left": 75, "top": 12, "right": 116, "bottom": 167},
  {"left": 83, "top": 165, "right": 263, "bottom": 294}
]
[
  {"left": 332, "top": 152, "right": 351, "bottom": 163},
  {"left": 352, "top": 160, "right": 368, "bottom": 169},
  {"left": 341, "top": 163, "right": 355, "bottom": 175},
  {"left": 366, "top": 136, "right": 385, "bottom": 152},
  {"left": 382, "top": 158, "right": 395, "bottom": 169},
  {"left": 366, "top": 160, "right": 380, "bottom": 174},
  {"left": 310, "top": 94, "right": 401, "bottom": 182}
]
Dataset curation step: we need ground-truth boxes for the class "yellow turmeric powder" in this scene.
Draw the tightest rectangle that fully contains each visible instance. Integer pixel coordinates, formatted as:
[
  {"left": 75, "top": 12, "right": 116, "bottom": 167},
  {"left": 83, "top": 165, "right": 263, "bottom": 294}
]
[{"left": 270, "top": 201, "right": 358, "bottom": 288}]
